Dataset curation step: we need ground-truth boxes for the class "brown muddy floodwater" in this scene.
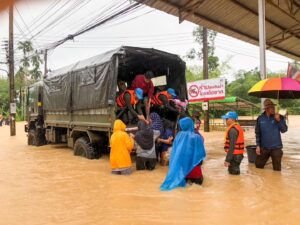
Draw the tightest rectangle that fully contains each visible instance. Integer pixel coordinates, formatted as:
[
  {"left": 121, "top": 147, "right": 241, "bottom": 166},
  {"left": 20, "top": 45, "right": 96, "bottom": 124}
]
[{"left": 0, "top": 117, "right": 300, "bottom": 225}]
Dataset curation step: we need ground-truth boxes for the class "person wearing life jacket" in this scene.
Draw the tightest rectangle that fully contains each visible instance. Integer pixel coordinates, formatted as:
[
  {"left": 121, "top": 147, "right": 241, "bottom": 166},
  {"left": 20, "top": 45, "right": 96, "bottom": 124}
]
[
  {"left": 116, "top": 88, "right": 145, "bottom": 124},
  {"left": 151, "top": 88, "right": 178, "bottom": 113},
  {"left": 221, "top": 111, "right": 244, "bottom": 175},
  {"left": 131, "top": 71, "right": 155, "bottom": 119}
]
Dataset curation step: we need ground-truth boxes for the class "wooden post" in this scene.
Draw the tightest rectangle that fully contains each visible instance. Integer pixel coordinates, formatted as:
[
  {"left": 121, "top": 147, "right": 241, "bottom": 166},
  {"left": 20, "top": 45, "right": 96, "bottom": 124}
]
[
  {"left": 203, "top": 27, "right": 210, "bottom": 132},
  {"left": 9, "top": 3, "right": 16, "bottom": 136}
]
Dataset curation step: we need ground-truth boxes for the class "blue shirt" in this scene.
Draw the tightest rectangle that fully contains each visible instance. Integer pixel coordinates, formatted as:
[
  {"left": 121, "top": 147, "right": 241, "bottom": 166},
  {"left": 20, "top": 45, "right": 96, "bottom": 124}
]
[
  {"left": 255, "top": 112, "right": 288, "bottom": 149},
  {"left": 161, "top": 128, "right": 174, "bottom": 152}
]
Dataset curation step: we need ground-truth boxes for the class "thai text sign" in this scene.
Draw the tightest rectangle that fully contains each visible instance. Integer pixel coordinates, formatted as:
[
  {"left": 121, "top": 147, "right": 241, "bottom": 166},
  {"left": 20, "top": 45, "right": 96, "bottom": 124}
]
[{"left": 187, "top": 78, "right": 225, "bottom": 102}]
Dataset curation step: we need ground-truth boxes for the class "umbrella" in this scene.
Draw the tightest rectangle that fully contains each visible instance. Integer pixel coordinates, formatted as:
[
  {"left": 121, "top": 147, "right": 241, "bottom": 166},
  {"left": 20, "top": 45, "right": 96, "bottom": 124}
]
[{"left": 248, "top": 77, "right": 300, "bottom": 99}]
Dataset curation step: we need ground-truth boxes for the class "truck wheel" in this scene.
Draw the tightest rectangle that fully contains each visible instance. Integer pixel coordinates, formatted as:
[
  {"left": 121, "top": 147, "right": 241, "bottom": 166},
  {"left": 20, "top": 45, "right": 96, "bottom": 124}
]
[
  {"left": 28, "top": 130, "right": 37, "bottom": 146},
  {"left": 28, "top": 130, "right": 46, "bottom": 146},
  {"left": 73, "top": 137, "right": 98, "bottom": 159}
]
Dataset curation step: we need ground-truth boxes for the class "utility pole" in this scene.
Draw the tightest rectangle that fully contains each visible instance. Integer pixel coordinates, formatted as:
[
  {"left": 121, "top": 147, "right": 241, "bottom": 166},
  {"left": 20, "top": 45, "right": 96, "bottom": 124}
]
[
  {"left": 44, "top": 49, "right": 48, "bottom": 76},
  {"left": 203, "top": 27, "right": 210, "bottom": 132},
  {"left": 9, "top": 3, "right": 16, "bottom": 136},
  {"left": 258, "top": 0, "right": 266, "bottom": 110}
]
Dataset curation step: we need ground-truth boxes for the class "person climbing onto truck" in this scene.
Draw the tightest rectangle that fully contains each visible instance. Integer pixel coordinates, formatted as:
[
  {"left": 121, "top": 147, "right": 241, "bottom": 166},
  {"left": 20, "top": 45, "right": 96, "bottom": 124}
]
[
  {"left": 116, "top": 87, "right": 146, "bottom": 124},
  {"left": 222, "top": 111, "right": 244, "bottom": 175},
  {"left": 131, "top": 71, "right": 155, "bottom": 119},
  {"left": 151, "top": 88, "right": 179, "bottom": 113},
  {"left": 110, "top": 119, "right": 135, "bottom": 175}
]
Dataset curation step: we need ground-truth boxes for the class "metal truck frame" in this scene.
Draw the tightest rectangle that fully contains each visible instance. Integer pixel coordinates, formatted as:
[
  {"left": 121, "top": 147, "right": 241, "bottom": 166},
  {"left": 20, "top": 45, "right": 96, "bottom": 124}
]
[{"left": 25, "top": 46, "right": 187, "bottom": 159}]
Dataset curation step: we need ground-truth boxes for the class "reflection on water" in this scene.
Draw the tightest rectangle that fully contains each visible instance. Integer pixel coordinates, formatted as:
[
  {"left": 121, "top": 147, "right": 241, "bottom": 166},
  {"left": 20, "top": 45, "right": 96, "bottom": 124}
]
[{"left": 0, "top": 117, "right": 300, "bottom": 225}]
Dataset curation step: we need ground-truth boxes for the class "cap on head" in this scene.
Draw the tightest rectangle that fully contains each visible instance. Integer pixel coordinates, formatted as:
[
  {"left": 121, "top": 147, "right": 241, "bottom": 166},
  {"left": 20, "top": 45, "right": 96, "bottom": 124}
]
[
  {"left": 221, "top": 111, "right": 238, "bottom": 120},
  {"left": 135, "top": 88, "right": 144, "bottom": 100},
  {"left": 167, "top": 88, "right": 176, "bottom": 97},
  {"left": 145, "top": 71, "right": 154, "bottom": 79},
  {"left": 263, "top": 98, "right": 276, "bottom": 109}
]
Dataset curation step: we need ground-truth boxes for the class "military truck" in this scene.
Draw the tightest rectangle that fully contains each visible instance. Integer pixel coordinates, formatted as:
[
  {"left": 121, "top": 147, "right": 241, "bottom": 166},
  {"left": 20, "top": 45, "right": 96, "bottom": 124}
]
[{"left": 25, "top": 46, "right": 187, "bottom": 159}]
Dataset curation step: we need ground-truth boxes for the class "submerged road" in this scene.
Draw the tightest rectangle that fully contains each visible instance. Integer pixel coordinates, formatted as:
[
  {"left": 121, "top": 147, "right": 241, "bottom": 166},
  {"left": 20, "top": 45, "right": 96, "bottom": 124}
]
[{"left": 0, "top": 117, "right": 299, "bottom": 225}]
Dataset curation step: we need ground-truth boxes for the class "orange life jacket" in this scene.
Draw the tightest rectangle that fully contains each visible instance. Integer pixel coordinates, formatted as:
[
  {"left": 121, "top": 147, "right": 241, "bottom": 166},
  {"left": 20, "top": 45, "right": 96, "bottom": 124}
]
[
  {"left": 224, "top": 123, "right": 245, "bottom": 155},
  {"left": 116, "top": 90, "right": 137, "bottom": 108},
  {"left": 151, "top": 91, "right": 171, "bottom": 105}
]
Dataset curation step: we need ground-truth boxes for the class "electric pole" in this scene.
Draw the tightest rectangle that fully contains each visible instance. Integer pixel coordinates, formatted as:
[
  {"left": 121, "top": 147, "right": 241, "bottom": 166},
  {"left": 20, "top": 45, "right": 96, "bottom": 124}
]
[
  {"left": 44, "top": 49, "right": 48, "bottom": 76},
  {"left": 203, "top": 27, "right": 210, "bottom": 132},
  {"left": 9, "top": 3, "right": 16, "bottom": 136}
]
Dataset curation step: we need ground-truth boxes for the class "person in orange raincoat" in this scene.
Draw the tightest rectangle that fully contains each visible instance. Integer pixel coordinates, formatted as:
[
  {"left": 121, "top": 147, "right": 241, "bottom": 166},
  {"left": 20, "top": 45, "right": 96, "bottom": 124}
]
[{"left": 110, "top": 120, "right": 134, "bottom": 175}]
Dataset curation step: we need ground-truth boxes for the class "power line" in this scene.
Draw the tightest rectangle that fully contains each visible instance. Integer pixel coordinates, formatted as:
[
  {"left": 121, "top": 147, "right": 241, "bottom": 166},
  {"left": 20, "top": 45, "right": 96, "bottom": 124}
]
[
  {"left": 30, "top": 0, "right": 91, "bottom": 39},
  {"left": 45, "top": 1, "right": 144, "bottom": 51},
  {"left": 25, "top": 0, "right": 62, "bottom": 31},
  {"left": 15, "top": 6, "right": 41, "bottom": 49}
]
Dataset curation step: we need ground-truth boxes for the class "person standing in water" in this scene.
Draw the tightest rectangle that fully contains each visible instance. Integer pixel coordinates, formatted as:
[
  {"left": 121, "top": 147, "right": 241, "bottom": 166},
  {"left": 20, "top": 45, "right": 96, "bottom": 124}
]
[
  {"left": 160, "top": 117, "right": 206, "bottom": 191},
  {"left": 222, "top": 111, "right": 244, "bottom": 175},
  {"left": 110, "top": 120, "right": 134, "bottom": 175},
  {"left": 255, "top": 99, "right": 288, "bottom": 171}
]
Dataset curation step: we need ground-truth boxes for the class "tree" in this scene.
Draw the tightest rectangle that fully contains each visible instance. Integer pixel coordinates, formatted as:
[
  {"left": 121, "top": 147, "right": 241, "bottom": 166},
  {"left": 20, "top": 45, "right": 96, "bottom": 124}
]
[
  {"left": 226, "top": 68, "right": 261, "bottom": 104},
  {"left": 0, "top": 77, "right": 9, "bottom": 116},
  {"left": 16, "top": 40, "right": 43, "bottom": 84},
  {"left": 186, "top": 26, "right": 219, "bottom": 73},
  {"left": 15, "top": 40, "right": 43, "bottom": 120},
  {"left": 226, "top": 69, "right": 300, "bottom": 114}
]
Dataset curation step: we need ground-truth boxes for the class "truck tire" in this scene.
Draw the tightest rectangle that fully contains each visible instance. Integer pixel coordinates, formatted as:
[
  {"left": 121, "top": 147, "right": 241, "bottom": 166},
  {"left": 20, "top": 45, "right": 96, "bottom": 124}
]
[
  {"left": 28, "top": 130, "right": 37, "bottom": 146},
  {"left": 28, "top": 129, "right": 45, "bottom": 146},
  {"left": 73, "top": 136, "right": 98, "bottom": 159}
]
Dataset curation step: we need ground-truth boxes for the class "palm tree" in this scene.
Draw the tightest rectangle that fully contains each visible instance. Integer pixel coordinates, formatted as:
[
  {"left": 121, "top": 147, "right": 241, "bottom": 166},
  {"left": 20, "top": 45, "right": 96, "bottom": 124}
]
[{"left": 17, "top": 41, "right": 33, "bottom": 56}]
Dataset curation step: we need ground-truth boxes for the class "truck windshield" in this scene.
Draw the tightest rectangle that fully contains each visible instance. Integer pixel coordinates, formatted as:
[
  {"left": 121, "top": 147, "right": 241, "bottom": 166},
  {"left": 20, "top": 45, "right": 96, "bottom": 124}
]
[{"left": 27, "top": 86, "right": 35, "bottom": 106}]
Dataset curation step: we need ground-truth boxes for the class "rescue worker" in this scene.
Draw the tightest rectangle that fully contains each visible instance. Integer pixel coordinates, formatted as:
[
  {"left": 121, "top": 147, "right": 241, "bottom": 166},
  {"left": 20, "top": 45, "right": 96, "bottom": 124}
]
[
  {"left": 131, "top": 71, "right": 155, "bottom": 118},
  {"left": 255, "top": 99, "right": 288, "bottom": 171},
  {"left": 221, "top": 111, "right": 244, "bottom": 175},
  {"left": 151, "top": 88, "right": 179, "bottom": 123},
  {"left": 151, "top": 88, "right": 178, "bottom": 112},
  {"left": 116, "top": 88, "right": 145, "bottom": 124}
]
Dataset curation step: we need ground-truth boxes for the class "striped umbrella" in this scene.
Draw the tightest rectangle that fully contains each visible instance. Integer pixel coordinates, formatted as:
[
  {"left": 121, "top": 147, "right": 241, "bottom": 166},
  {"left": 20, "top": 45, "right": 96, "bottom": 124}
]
[{"left": 248, "top": 77, "right": 300, "bottom": 99}]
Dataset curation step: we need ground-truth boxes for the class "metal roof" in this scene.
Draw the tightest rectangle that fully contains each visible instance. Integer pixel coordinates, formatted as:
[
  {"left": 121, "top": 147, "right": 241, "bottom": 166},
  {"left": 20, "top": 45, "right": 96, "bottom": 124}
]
[
  {"left": 137, "top": 0, "right": 300, "bottom": 61},
  {"left": 190, "top": 96, "right": 259, "bottom": 110}
]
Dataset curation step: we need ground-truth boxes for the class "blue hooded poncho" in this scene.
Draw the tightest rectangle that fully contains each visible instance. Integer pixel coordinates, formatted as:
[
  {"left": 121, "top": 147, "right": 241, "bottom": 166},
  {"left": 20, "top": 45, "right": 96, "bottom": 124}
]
[{"left": 160, "top": 117, "right": 206, "bottom": 191}]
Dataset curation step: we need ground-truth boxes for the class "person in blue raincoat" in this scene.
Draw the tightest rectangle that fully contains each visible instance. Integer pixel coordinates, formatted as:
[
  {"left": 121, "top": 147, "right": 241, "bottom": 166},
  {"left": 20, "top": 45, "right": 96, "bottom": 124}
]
[{"left": 160, "top": 117, "right": 206, "bottom": 191}]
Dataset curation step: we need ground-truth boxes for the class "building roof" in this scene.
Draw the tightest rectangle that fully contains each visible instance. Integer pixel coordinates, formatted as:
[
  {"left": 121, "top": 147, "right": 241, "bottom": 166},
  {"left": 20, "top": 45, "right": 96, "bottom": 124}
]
[
  {"left": 137, "top": 0, "right": 300, "bottom": 61},
  {"left": 190, "top": 96, "right": 259, "bottom": 110}
]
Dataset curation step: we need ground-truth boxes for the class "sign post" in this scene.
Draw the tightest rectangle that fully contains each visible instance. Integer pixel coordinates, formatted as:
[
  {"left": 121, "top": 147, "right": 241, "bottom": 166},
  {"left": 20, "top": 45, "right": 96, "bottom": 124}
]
[
  {"left": 187, "top": 78, "right": 226, "bottom": 131},
  {"left": 187, "top": 78, "right": 226, "bottom": 102}
]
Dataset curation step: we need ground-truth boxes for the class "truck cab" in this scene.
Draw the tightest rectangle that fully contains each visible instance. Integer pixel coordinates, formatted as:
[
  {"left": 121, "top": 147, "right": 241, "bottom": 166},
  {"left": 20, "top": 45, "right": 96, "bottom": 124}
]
[{"left": 25, "top": 81, "right": 46, "bottom": 146}]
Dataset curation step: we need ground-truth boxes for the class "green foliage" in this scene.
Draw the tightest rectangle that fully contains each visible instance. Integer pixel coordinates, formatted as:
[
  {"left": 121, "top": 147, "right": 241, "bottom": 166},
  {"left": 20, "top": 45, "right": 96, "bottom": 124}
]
[
  {"left": 186, "top": 26, "right": 220, "bottom": 73},
  {"left": 186, "top": 66, "right": 202, "bottom": 82},
  {"left": 0, "top": 77, "right": 9, "bottom": 116},
  {"left": 0, "top": 41, "right": 42, "bottom": 121},
  {"left": 16, "top": 40, "right": 43, "bottom": 83},
  {"left": 226, "top": 69, "right": 300, "bottom": 115},
  {"left": 226, "top": 68, "right": 261, "bottom": 104}
]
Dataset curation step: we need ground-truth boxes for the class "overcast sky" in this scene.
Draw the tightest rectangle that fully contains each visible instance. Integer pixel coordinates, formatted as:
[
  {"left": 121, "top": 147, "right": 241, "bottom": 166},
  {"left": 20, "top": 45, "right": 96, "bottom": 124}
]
[{"left": 0, "top": 0, "right": 293, "bottom": 80}]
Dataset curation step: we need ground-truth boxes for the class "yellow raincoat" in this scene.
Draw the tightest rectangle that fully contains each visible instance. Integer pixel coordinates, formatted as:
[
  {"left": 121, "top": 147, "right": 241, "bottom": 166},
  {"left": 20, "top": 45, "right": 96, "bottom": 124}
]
[{"left": 110, "top": 120, "right": 134, "bottom": 169}]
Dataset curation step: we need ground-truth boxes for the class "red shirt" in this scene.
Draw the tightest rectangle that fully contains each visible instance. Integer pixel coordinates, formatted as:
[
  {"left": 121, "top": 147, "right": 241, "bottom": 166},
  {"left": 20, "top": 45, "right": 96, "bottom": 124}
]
[
  {"left": 131, "top": 74, "right": 154, "bottom": 98},
  {"left": 186, "top": 165, "right": 203, "bottom": 179}
]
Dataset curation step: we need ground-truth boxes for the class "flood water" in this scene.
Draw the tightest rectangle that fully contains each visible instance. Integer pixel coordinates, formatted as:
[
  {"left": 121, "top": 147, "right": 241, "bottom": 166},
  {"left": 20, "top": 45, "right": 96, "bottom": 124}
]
[{"left": 0, "top": 117, "right": 300, "bottom": 225}]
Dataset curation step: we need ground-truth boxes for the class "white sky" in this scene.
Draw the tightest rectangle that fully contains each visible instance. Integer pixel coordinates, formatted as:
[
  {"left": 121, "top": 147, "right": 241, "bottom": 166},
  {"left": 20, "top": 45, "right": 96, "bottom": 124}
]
[{"left": 0, "top": 0, "right": 293, "bottom": 80}]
